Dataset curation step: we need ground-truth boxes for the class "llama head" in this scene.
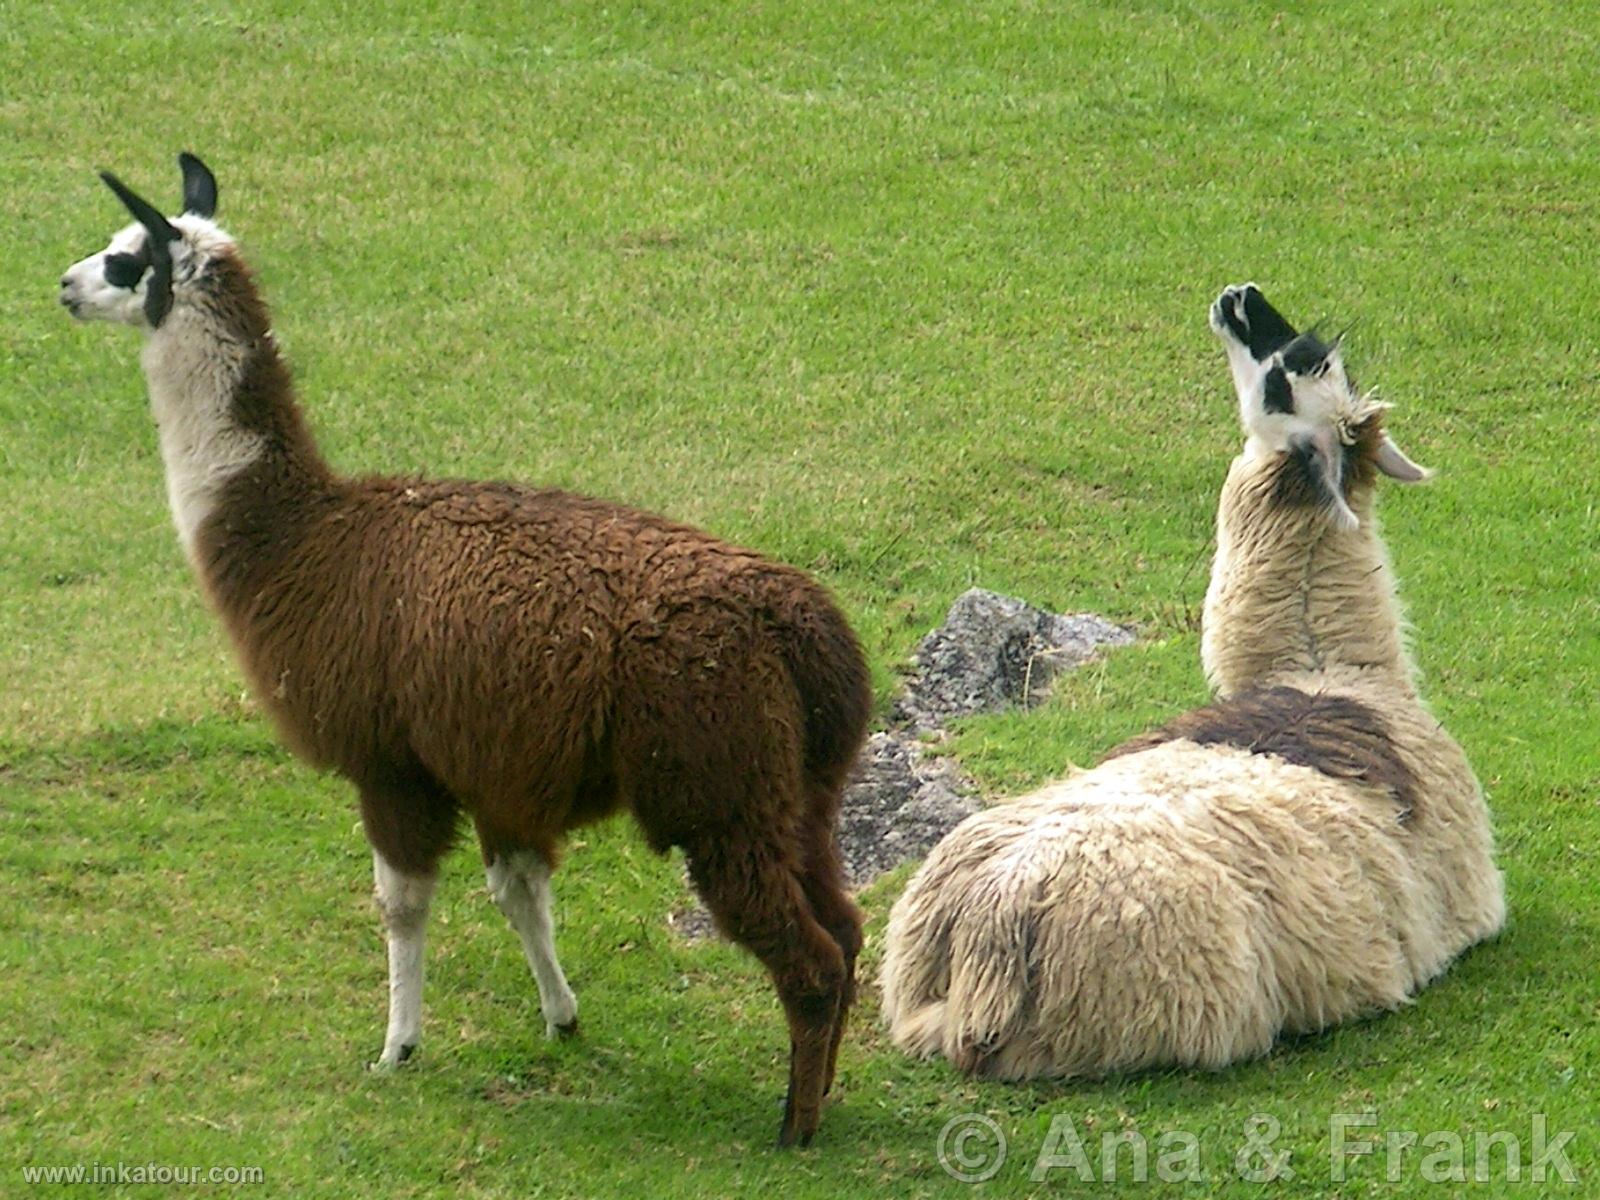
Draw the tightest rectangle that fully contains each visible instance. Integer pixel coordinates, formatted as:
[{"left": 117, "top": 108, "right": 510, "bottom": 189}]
[
  {"left": 1209, "top": 283, "right": 1428, "bottom": 530},
  {"left": 60, "top": 153, "right": 229, "bottom": 331}
]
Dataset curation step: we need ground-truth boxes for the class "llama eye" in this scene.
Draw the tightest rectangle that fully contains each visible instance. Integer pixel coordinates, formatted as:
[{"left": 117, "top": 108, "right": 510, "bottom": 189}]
[{"left": 103, "top": 253, "right": 147, "bottom": 289}]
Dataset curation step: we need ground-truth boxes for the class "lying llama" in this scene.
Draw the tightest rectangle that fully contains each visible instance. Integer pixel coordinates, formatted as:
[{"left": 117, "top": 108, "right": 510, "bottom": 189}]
[
  {"left": 60, "top": 154, "right": 870, "bottom": 1147},
  {"left": 880, "top": 284, "right": 1505, "bottom": 1081}
]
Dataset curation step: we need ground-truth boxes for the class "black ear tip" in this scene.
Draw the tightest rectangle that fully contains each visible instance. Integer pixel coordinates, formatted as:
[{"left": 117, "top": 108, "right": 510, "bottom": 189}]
[
  {"left": 178, "top": 151, "right": 215, "bottom": 178},
  {"left": 99, "top": 170, "right": 139, "bottom": 207},
  {"left": 177, "top": 152, "right": 218, "bottom": 217}
]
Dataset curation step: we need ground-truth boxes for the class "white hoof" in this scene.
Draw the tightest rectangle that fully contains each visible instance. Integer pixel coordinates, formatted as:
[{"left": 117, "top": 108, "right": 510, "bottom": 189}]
[{"left": 544, "top": 996, "right": 579, "bottom": 1039}]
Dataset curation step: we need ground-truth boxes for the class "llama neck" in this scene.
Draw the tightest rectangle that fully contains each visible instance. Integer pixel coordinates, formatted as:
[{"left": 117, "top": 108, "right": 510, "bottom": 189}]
[
  {"left": 1201, "top": 453, "right": 1414, "bottom": 697},
  {"left": 140, "top": 268, "right": 332, "bottom": 571}
]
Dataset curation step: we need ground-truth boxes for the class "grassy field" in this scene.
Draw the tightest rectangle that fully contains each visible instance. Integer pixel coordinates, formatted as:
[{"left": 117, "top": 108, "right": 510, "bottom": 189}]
[{"left": 3, "top": 1, "right": 1597, "bottom": 1195}]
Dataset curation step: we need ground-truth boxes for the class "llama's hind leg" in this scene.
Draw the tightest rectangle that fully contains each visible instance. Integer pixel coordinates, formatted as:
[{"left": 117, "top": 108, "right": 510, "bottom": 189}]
[
  {"left": 797, "top": 828, "right": 862, "bottom": 1098},
  {"left": 682, "top": 833, "right": 847, "bottom": 1148},
  {"left": 482, "top": 848, "right": 579, "bottom": 1038}
]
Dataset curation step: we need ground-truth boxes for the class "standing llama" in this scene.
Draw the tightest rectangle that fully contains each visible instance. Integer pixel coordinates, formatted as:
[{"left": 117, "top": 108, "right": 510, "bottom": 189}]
[
  {"left": 60, "top": 154, "right": 870, "bottom": 1147},
  {"left": 879, "top": 284, "right": 1505, "bottom": 1080}
]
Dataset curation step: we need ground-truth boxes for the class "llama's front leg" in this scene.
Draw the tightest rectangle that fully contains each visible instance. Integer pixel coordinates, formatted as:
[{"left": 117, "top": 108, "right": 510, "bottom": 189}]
[
  {"left": 371, "top": 851, "right": 437, "bottom": 1068},
  {"left": 485, "top": 851, "right": 579, "bottom": 1038}
]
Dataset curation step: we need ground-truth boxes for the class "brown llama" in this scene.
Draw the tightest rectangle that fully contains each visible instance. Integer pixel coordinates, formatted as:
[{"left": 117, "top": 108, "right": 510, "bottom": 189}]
[{"left": 60, "top": 153, "right": 870, "bottom": 1147}]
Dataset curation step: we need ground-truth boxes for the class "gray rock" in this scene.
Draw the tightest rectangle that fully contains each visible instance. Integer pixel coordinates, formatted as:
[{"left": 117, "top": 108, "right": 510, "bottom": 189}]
[
  {"left": 835, "top": 732, "right": 982, "bottom": 888},
  {"left": 893, "top": 588, "right": 1134, "bottom": 732}
]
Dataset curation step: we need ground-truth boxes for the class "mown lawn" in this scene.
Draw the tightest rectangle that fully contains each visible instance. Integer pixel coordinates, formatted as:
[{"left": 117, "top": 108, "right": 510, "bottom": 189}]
[{"left": 2, "top": 2, "right": 1596, "bottom": 1195}]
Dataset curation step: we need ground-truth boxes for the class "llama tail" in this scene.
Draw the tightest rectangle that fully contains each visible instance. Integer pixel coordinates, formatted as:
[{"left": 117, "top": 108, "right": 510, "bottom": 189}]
[
  {"left": 882, "top": 816, "right": 1050, "bottom": 1077},
  {"left": 763, "top": 576, "right": 872, "bottom": 792},
  {"left": 939, "top": 891, "right": 1040, "bottom": 1076},
  {"left": 880, "top": 877, "right": 961, "bottom": 1060}
]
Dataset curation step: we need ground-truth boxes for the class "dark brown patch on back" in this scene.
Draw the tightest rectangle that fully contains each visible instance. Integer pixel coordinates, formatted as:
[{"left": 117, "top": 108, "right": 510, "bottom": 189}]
[{"left": 1103, "top": 685, "right": 1417, "bottom": 821}]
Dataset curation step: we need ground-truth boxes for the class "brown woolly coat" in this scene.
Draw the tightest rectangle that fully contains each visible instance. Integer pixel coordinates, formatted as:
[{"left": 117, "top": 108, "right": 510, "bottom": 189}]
[
  {"left": 177, "top": 251, "right": 870, "bottom": 877},
  {"left": 85, "top": 191, "right": 870, "bottom": 1148}
]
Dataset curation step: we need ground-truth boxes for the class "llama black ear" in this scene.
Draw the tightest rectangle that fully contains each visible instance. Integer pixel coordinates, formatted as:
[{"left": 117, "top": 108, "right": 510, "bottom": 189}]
[
  {"left": 101, "top": 171, "right": 179, "bottom": 242},
  {"left": 99, "top": 171, "right": 177, "bottom": 328},
  {"left": 1280, "top": 330, "right": 1339, "bottom": 377},
  {"left": 179, "top": 152, "right": 217, "bottom": 218}
]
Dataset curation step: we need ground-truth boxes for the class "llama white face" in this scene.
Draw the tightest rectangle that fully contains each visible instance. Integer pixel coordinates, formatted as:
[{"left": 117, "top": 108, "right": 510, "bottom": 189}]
[
  {"left": 60, "top": 219, "right": 223, "bottom": 328},
  {"left": 1209, "top": 283, "right": 1357, "bottom": 454},
  {"left": 59, "top": 153, "right": 225, "bottom": 331},
  {"left": 60, "top": 221, "right": 158, "bottom": 325},
  {"left": 1210, "top": 283, "right": 1429, "bottom": 529},
  {"left": 60, "top": 155, "right": 264, "bottom": 561}
]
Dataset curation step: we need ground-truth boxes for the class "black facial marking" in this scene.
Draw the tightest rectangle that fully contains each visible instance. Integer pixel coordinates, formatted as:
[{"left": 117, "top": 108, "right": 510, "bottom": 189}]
[
  {"left": 99, "top": 170, "right": 179, "bottom": 327},
  {"left": 1262, "top": 364, "right": 1294, "bottom": 414},
  {"left": 103, "top": 247, "right": 149, "bottom": 290},
  {"left": 1103, "top": 685, "right": 1418, "bottom": 821},
  {"left": 1217, "top": 295, "right": 1252, "bottom": 345},
  {"left": 1237, "top": 286, "right": 1300, "bottom": 361}
]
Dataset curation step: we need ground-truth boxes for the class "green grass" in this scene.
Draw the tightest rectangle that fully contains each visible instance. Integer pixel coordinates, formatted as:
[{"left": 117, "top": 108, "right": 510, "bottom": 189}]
[{"left": 3, "top": 1, "right": 1597, "bottom": 1195}]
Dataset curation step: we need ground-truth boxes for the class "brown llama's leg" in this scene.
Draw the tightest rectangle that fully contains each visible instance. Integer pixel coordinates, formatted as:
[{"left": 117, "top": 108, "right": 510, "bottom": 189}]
[
  {"left": 475, "top": 833, "right": 580, "bottom": 1040},
  {"left": 793, "top": 788, "right": 861, "bottom": 1097},
  {"left": 357, "top": 764, "right": 459, "bottom": 1070},
  {"left": 616, "top": 645, "right": 852, "bottom": 1144},
  {"left": 682, "top": 831, "right": 847, "bottom": 1149}
]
